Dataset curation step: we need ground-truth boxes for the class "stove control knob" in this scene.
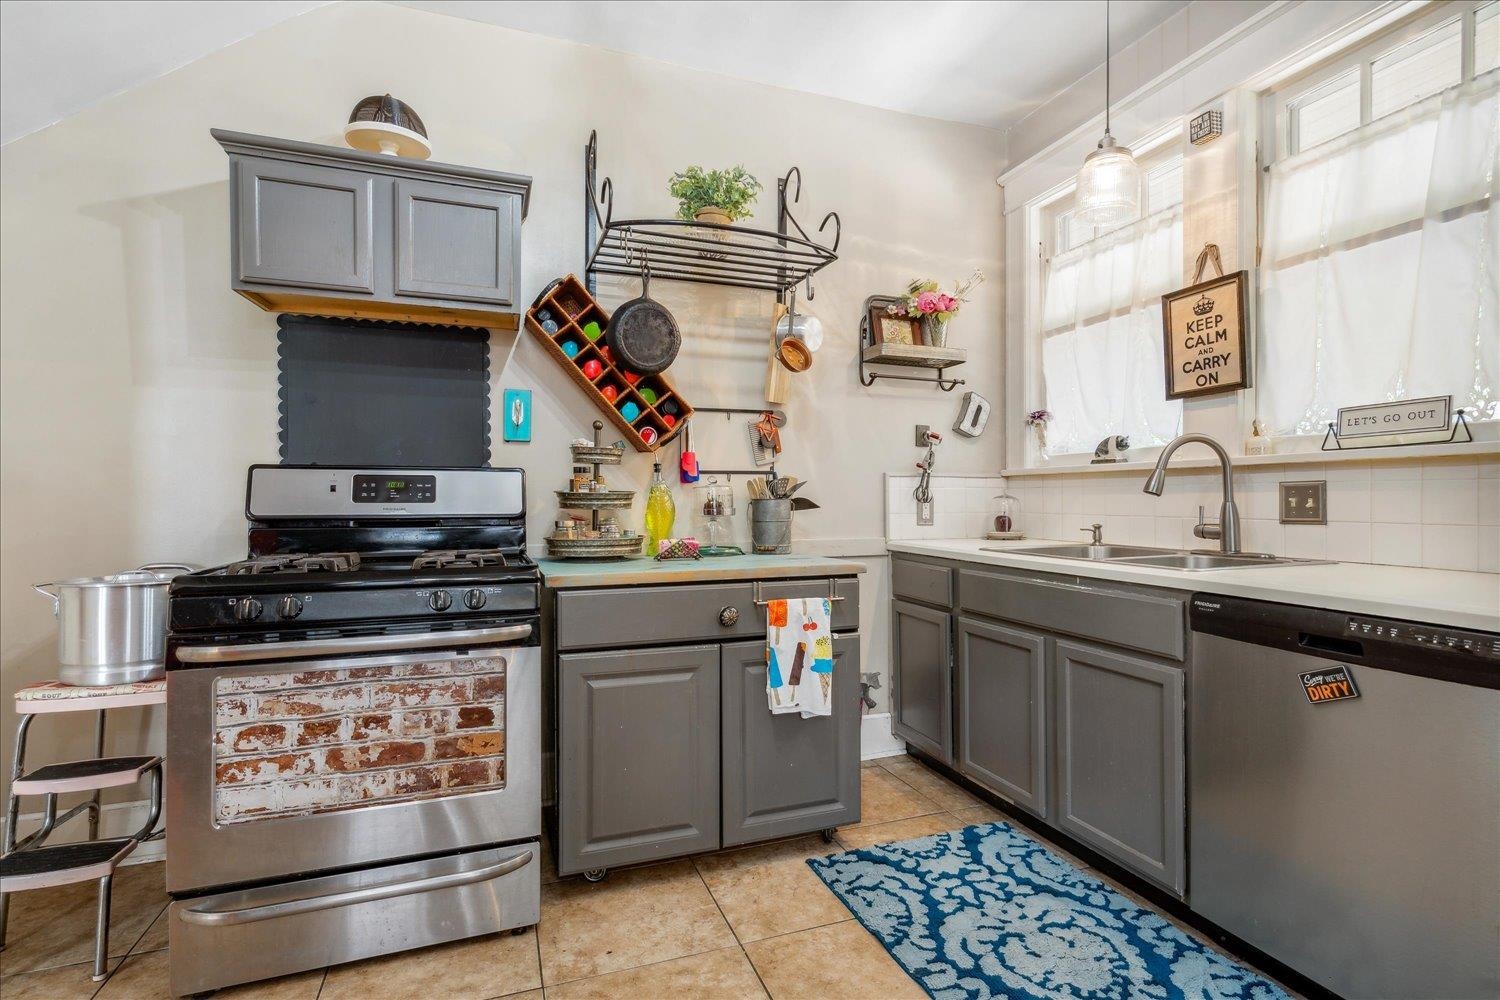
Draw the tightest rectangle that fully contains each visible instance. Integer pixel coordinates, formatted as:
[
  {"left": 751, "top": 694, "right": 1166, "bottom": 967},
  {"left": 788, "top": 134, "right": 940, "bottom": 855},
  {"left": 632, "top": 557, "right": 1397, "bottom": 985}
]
[
  {"left": 429, "top": 590, "right": 453, "bottom": 612},
  {"left": 234, "top": 597, "right": 264, "bottom": 622},
  {"left": 464, "top": 589, "right": 487, "bottom": 610},
  {"left": 277, "top": 596, "right": 304, "bottom": 620}
]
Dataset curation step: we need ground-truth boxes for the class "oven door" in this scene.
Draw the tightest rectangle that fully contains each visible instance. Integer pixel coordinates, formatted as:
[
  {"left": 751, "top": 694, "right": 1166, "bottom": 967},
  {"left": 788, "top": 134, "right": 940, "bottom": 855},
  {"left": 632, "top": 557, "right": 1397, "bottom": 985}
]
[{"left": 166, "top": 623, "right": 538, "bottom": 895}]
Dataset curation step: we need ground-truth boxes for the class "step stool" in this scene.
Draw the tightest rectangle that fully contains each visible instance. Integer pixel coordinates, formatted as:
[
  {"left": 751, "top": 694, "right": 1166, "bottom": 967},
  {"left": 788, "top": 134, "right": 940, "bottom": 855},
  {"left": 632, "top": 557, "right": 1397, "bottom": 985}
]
[{"left": 0, "top": 680, "right": 165, "bottom": 980}]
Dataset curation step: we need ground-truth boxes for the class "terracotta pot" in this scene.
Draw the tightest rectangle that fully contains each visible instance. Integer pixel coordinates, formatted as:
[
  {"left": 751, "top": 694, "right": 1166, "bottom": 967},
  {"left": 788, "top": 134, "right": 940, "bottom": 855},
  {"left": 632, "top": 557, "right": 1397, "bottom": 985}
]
[{"left": 694, "top": 206, "right": 733, "bottom": 226}]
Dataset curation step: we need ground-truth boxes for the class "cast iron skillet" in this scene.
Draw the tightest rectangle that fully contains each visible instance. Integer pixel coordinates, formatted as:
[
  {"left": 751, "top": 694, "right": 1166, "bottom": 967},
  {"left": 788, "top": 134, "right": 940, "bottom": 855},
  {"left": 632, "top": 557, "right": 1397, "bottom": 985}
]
[{"left": 606, "top": 263, "right": 680, "bottom": 375}]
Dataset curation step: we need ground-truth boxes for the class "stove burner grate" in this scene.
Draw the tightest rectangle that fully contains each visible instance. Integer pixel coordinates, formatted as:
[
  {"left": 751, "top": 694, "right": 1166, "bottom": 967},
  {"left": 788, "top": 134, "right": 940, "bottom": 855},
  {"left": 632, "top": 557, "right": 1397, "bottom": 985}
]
[
  {"left": 411, "top": 549, "right": 510, "bottom": 570},
  {"left": 226, "top": 552, "right": 362, "bottom": 575}
]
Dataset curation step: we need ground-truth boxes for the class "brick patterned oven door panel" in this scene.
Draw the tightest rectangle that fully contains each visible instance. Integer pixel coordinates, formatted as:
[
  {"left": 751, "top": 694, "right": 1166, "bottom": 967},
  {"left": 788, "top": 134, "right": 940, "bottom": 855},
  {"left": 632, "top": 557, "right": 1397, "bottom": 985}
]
[
  {"left": 166, "top": 645, "right": 540, "bottom": 896},
  {"left": 212, "top": 657, "right": 508, "bottom": 825}
]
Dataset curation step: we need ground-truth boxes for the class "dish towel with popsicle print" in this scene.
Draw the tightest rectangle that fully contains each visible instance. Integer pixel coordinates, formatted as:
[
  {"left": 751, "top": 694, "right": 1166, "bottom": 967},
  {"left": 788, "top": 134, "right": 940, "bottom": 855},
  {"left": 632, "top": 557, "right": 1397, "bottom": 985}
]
[{"left": 765, "top": 597, "right": 834, "bottom": 718}]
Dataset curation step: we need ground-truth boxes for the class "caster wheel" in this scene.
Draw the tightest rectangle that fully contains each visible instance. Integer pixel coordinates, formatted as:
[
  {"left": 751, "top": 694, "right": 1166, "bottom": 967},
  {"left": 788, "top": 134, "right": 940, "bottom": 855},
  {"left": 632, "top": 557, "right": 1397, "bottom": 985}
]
[
  {"left": 821, "top": 828, "right": 837, "bottom": 844},
  {"left": 583, "top": 868, "right": 608, "bottom": 883}
]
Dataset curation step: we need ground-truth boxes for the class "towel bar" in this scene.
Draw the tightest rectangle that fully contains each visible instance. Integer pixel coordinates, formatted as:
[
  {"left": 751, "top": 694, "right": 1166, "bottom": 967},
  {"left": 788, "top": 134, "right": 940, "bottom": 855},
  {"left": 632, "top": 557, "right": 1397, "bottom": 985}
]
[{"left": 752, "top": 580, "right": 845, "bottom": 607}]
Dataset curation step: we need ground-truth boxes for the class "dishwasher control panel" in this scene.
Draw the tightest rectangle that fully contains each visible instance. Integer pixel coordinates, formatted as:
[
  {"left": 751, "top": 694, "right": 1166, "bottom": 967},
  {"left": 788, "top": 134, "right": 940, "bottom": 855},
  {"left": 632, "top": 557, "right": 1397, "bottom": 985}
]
[{"left": 1346, "top": 616, "right": 1500, "bottom": 659}]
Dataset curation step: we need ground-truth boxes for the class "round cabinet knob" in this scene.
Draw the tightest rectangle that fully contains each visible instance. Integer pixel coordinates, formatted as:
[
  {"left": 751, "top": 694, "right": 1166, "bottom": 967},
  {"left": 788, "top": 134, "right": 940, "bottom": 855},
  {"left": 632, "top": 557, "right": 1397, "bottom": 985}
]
[
  {"left": 428, "top": 590, "right": 453, "bottom": 612},
  {"left": 718, "top": 606, "right": 740, "bottom": 628},
  {"left": 277, "top": 596, "right": 304, "bottom": 620},
  {"left": 464, "top": 589, "right": 487, "bottom": 610},
  {"left": 234, "top": 597, "right": 263, "bottom": 622}
]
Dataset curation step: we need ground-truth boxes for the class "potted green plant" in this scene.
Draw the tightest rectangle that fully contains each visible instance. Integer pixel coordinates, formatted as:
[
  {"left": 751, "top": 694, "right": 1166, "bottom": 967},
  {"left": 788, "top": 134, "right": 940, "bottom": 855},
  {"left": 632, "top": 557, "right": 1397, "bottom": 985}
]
[{"left": 668, "top": 165, "right": 763, "bottom": 226}]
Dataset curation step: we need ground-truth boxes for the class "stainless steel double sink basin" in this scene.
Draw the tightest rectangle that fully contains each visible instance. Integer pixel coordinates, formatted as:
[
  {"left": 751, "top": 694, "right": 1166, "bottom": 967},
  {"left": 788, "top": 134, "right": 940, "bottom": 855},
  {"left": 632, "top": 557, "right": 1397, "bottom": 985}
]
[{"left": 979, "top": 543, "right": 1329, "bottom": 571}]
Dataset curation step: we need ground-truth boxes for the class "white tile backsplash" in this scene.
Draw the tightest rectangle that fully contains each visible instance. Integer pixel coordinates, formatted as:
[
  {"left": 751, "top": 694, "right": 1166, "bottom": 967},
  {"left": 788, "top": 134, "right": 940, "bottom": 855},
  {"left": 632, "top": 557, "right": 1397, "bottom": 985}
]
[{"left": 893, "top": 456, "right": 1500, "bottom": 572}]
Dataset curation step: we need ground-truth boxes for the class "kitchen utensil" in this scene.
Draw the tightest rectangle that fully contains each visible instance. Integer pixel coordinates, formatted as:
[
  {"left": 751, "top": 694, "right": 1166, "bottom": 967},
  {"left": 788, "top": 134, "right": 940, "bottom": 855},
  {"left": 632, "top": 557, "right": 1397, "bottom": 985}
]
[
  {"left": 775, "top": 309, "right": 825, "bottom": 353},
  {"left": 790, "top": 497, "right": 820, "bottom": 511},
  {"left": 775, "top": 337, "right": 813, "bottom": 373},
  {"left": 783, "top": 481, "right": 807, "bottom": 498},
  {"left": 680, "top": 420, "right": 701, "bottom": 484},
  {"left": 343, "top": 94, "right": 431, "bottom": 159},
  {"left": 35, "top": 563, "right": 196, "bottom": 685},
  {"left": 765, "top": 302, "right": 790, "bottom": 405},
  {"left": 768, "top": 476, "right": 795, "bottom": 499},
  {"left": 749, "top": 499, "right": 793, "bottom": 554},
  {"left": 605, "top": 261, "right": 680, "bottom": 375}
]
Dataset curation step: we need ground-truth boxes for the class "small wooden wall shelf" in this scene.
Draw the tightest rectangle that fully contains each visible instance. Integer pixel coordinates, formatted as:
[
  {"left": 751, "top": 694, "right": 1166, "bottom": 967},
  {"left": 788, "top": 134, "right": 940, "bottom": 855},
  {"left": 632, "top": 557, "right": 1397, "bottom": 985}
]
[{"left": 526, "top": 275, "right": 694, "bottom": 453}]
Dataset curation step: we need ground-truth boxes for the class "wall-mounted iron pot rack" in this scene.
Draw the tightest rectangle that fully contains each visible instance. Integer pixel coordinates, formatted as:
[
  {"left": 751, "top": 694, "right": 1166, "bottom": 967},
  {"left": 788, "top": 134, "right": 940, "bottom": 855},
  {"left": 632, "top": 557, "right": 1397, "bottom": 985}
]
[
  {"left": 584, "top": 131, "right": 840, "bottom": 302},
  {"left": 859, "top": 295, "right": 967, "bottom": 392}
]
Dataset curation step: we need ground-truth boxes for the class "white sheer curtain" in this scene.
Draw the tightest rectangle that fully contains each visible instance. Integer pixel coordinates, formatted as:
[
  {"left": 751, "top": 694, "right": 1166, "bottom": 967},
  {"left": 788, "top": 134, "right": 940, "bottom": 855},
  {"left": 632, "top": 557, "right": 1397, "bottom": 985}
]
[
  {"left": 1039, "top": 205, "right": 1184, "bottom": 457},
  {"left": 1260, "top": 76, "right": 1500, "bottom": 436}
]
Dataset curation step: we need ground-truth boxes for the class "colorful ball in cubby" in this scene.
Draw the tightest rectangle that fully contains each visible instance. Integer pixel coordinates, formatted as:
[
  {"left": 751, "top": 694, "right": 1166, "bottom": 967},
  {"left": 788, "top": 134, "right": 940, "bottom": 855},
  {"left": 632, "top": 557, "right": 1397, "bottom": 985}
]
[
  {"left": 600, "top": 385, "right": 619, "bottom": 402},
  {"left": 541, "top": 319, "right": 559, "bottom": 334},
  {"left": 662, "top": 414, "right": 677, "bottom": 429},
  {"left": 620, "top": 401, "right": 640, "bottom": 422},
  {"left": 583, "top": 321, "right": 602, "bottom": 341},
  {"left": 560, "top": 340, "right": 580, "bottom": 359},
  {"left": 660, "top": 398, "right": 680, "bottom": 416},
  {"left": 582, "top": 359, "right": 603, "bottom": 380},
  {"left": 640, "top": 387, "right": 658, "bottom": 405},
  {"left": 622, "top": 370, "right": 641, "bottom": 386}
]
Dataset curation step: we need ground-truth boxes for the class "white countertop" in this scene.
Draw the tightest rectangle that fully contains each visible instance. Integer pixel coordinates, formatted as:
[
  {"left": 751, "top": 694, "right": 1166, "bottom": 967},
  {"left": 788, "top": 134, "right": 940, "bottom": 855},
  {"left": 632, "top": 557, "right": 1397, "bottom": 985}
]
[{"left": 887, "top": 538, "right": 1500, "bottom": 632}]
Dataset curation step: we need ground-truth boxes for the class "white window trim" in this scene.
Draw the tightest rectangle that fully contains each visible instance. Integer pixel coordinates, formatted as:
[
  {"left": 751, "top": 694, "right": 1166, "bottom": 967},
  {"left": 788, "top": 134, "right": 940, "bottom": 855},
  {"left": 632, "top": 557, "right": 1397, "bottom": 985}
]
[{"left": 1018, "top": 122, "right": 1184, "bottom": 470}]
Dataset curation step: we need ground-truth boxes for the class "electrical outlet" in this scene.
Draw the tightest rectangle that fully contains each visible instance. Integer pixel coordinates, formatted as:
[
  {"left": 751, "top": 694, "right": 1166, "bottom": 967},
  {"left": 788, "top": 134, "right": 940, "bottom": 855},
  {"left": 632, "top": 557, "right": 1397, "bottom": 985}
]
[
  {"left": 915, "top": 425, "right": 931, "bottom": 447},
  {"left": 1279, "top": 480, "right": 1327, "bottom": 524},
  {"left": 917, "top": 499, "right": 935, "bottom": 526}
]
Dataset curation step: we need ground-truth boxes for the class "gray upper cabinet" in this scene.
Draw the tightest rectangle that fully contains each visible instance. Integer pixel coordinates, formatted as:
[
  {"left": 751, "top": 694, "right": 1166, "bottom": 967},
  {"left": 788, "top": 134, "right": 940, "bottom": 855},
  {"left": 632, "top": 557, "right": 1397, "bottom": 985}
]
[
  {"left": 1053, "top": 639, "right": 1185, "bottom": 896},
  {"left": 394, "top": 179, "right": 518, "bottom": 305},
  {"left": 891, "top": 598, "right": 953, "bottom": 764},
  {"left": 955, "top": 617, "right": 1048, "bottom": 818},
  {"left": 721, "top": 636, "right": 861, "bottom": 847},
  {"left": 214, "top": 129, "right": 531, "bottom": 329},
  {"left": 557, "top": 645, "right": 720, "bottom": 876},
  {"left": 235, "top": 158, "right": 375, "bottom": 294}
]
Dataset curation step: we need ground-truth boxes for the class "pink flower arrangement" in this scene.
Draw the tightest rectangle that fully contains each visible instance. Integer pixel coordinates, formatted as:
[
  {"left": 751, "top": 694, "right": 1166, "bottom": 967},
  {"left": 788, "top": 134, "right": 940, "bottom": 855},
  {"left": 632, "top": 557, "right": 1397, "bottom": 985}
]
[{"left": 887, "top": 270, "right": 984, "bottom": 323}]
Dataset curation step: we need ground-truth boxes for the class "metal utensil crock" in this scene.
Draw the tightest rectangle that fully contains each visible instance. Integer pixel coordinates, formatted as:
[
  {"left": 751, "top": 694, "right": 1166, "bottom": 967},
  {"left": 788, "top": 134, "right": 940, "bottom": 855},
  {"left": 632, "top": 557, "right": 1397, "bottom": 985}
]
[{"left": 33, "top": 563, "right": 195, "bottom": 685}]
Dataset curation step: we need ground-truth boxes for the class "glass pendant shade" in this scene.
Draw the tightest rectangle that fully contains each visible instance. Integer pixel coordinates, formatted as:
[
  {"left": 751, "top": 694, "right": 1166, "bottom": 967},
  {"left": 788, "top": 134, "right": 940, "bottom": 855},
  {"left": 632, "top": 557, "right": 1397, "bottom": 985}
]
[{"left": 1076, "top": 134, "right": 1141, "bottom": 226}]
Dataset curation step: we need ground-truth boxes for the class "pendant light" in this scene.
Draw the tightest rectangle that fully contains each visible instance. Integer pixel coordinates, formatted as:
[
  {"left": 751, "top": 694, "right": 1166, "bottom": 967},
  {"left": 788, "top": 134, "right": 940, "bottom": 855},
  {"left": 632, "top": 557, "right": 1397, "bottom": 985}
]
[{"left": 1076, "top": 0, "right": 1141, "bottom": 226}]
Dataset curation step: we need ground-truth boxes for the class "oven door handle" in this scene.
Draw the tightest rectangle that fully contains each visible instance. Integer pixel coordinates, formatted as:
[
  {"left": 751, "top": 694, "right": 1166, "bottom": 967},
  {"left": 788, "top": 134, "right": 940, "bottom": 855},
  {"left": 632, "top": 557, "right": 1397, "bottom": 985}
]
[
  {"left": 176, "top": 848, "right": 534, "bottom": 927},
  {"left": 175, "top": 624, "right": 533, "bottom": 664}
]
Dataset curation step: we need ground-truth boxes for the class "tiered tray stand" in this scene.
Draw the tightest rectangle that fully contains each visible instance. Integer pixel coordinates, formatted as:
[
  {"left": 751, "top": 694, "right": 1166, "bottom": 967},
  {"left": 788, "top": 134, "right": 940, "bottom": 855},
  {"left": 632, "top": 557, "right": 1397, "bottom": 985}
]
[{"left": 546, "top": 421, "right": 644, "bottom": 560}]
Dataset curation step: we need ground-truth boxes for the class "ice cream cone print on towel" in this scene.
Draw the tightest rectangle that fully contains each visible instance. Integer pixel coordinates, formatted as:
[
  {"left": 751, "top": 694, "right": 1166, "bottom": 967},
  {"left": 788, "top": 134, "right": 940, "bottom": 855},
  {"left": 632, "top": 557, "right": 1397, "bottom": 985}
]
[{"left": 765, "top": 596, "right": 834, "bottom": 717}]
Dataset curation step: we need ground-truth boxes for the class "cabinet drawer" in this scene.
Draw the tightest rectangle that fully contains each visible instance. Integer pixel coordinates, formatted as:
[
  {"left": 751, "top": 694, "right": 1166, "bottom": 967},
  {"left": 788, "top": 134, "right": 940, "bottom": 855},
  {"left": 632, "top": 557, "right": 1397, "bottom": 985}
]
[
  {"left": 555, "top": 578, "right": 859, "bottom": 651},
  {"left": 958, "top": 569, "right": 1184, "bottom": 661},
  {"left": 892, "top": 558, "right": 952, "bottom": 608}
]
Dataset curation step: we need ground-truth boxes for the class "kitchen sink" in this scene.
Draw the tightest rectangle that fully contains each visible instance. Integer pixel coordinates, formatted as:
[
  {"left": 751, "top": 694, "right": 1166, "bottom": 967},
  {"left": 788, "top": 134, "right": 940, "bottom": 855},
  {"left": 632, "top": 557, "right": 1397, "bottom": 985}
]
[
  {"left": 979, "top": 543, "right": 1331, "bottom": 571},
  {"left": 983, "top": 544, "right": 1173, "bottom": 560},
  {"left": 1117, "top": 552, "right": 1330, "bottom": 570}
]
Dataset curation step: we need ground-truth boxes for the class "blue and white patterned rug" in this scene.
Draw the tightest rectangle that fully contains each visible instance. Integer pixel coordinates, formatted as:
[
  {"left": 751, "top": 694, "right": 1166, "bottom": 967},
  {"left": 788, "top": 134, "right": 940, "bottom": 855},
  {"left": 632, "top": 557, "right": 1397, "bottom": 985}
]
[{"left": 808, "top": 821, "right": 1290, "bottom": 1000}]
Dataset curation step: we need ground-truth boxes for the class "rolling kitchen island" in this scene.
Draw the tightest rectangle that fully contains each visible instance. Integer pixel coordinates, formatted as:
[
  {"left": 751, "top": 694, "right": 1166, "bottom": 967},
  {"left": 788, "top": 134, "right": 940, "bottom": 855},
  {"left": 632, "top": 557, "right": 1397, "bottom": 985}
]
[{"left": 538, "top": 556, "right": 864, "bottom": 880}]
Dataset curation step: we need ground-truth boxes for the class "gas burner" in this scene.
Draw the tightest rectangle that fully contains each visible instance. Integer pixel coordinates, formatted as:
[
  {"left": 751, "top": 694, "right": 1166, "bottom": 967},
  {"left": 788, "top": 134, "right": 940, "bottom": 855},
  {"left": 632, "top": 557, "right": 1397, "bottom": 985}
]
[
  {"left": 412, "top": 549, "right": 510, "bottom": 570},
  {"left": 226, "top": 552, "right": 362, "bottom": 575}
]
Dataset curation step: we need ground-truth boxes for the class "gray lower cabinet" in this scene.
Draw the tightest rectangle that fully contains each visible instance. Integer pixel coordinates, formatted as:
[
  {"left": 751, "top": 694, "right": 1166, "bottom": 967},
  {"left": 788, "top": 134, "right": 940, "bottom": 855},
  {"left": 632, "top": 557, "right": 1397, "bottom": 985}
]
[
  {"left": 557, "top": 645, "right": 720, "bottom": 876},
  {"left": 891, "top": 599, "right": 953, "bottom": 763},
  {"left": 1053, "top": 640, "right": 1185, "bottom": 895},
  {"left": 955, "top": 617, "right": 1048, "bottom": 818},
  {"left": 721, "top": 636, "right": 861, "bottom": 847}
]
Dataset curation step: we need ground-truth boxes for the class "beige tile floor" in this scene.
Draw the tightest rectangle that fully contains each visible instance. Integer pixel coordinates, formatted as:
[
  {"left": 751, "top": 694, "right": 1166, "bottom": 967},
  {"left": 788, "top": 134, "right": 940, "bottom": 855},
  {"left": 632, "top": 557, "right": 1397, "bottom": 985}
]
[{"left": 0, "top": 755, "right": 1297, "bottom": 999}]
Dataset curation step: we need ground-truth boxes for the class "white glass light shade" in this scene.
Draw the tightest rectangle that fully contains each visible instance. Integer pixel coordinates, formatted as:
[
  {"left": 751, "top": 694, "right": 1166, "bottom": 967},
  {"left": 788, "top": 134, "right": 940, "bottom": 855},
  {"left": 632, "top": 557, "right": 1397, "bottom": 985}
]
[{"left": 1076, "top": 135, "right": 1142, "bottom": 226}]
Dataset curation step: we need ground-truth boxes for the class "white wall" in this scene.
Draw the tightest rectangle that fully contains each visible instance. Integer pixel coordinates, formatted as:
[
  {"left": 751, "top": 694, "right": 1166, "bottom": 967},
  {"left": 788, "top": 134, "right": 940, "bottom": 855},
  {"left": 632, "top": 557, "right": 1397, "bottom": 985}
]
[{"left": 0, "top": 2, "right": 1006, "bottom": 798}]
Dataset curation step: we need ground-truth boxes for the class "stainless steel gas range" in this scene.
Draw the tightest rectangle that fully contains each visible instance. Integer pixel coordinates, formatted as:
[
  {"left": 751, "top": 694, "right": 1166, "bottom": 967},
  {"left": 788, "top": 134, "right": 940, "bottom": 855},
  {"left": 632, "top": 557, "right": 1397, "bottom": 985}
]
[{"left": 164, "top": 466, "right": 541, "bottom": 998}]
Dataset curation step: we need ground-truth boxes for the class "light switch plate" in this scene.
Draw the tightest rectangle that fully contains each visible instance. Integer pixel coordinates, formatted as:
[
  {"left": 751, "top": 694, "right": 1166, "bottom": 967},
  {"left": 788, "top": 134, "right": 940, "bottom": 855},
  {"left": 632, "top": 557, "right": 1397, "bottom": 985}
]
[
  {"left": 1279, "top": 480, "right": 1327, "bottom": 524},
  {"left": 915, "top": 425, "right": 931, "bottom": 447}
]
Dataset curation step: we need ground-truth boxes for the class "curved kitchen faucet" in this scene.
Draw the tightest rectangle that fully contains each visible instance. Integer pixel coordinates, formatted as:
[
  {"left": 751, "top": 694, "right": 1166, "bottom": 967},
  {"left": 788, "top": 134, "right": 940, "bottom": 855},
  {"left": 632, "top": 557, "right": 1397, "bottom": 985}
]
[{"left": 1142, "top": 433, "right": 1241, "bottom": 554}]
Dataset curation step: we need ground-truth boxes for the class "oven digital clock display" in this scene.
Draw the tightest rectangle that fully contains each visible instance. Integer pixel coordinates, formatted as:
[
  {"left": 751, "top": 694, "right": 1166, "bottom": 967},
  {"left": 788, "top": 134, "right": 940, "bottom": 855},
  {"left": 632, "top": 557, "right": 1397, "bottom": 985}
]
[{"left": 353, "top": 475, "right": 436, "bottom": 503}]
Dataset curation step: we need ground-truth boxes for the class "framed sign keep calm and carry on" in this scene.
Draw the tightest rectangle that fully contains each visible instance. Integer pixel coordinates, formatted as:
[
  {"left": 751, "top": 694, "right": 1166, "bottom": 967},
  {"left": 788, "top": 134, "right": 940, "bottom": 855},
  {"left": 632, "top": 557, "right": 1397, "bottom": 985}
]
[{"left": 1162, "top": 243, "right": 1249, "bottom": 400}]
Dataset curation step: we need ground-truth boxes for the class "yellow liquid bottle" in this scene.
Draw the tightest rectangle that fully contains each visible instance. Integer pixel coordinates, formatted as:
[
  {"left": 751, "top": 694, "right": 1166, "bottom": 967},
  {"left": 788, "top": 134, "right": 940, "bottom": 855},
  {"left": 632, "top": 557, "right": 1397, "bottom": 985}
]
[{"left": 644, "top": 461, "right": 676, "bottom": 555}]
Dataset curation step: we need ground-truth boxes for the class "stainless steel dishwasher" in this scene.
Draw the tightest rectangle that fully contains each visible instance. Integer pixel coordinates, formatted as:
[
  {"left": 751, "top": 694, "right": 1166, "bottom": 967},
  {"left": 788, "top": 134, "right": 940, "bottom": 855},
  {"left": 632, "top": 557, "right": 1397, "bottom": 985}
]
[{"left": 1189, "top": 594, "right": 1499, "bottom": 1000}]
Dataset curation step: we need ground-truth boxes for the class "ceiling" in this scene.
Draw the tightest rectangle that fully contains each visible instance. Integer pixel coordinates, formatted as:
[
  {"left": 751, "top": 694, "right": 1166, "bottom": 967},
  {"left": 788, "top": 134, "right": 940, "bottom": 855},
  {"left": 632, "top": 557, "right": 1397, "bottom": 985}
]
[{"left": 0, "top": 0, "right": 1189, "bottom": 145}]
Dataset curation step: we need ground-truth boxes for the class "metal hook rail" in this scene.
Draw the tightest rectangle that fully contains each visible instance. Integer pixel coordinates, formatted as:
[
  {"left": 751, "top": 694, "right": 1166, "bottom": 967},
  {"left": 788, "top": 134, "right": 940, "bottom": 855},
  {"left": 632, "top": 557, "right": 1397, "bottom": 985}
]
[{"left": 752, "top": 579, "right": 846, "bottom": 607}]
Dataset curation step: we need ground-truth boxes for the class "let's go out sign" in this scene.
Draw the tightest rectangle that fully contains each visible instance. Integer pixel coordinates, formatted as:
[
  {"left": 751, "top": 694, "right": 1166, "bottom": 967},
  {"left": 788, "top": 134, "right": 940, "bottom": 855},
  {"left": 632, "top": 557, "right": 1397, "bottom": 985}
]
[{"left": 1161, "top": 270, "right": 1249, "bottom": 400}]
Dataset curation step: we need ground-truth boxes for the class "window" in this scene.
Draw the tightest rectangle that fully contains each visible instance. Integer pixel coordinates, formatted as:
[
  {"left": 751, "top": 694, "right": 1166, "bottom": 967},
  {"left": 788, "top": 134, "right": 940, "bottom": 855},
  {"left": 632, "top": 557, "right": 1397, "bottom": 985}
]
[{"left": 1032, "top": 136, "right": 1185, "bottom": 459}]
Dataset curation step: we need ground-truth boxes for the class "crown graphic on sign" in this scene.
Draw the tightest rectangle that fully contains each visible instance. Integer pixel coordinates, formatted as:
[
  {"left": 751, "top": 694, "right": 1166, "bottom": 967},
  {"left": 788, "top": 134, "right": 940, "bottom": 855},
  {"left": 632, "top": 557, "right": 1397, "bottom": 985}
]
[{"left": 1193, "top": 294, "right": 1215, "bottom": 316}]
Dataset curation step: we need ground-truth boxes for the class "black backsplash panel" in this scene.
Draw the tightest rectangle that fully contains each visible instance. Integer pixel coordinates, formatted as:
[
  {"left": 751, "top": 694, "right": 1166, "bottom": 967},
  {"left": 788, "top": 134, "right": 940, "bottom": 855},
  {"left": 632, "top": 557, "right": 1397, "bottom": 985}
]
[{"left": 277, "top": 315, "right": 491, "bottom": 466}]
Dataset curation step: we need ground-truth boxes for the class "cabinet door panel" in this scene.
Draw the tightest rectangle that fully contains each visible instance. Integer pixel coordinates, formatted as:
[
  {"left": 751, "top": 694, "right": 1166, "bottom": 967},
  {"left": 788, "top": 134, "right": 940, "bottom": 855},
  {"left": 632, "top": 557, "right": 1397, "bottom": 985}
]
[
  {"left": 235, "top": 158, "right": 375, "bottom": 293},
  {"left": 956, "top": 617, "right": 1047, "bottom": 818},
  {"left": 721, "top": 635, "right": 860, "bottom": 846},
  {"left": 395, "top": 180, "right": 518, "bottom": 305},
  {"left": 891, "top": 599, "right": 952, "bottom": 763},
  {"left": 558, "top": 645, "right": 719, "bottom": 875},
  {"left": 1054, "top": 640, "right": 1185, "bottom": 895}
]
